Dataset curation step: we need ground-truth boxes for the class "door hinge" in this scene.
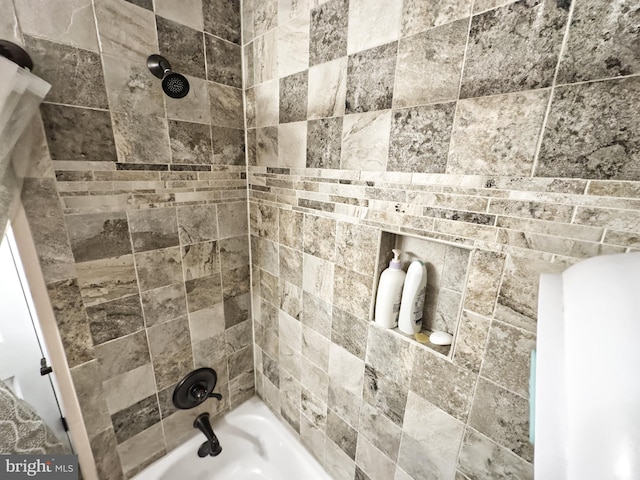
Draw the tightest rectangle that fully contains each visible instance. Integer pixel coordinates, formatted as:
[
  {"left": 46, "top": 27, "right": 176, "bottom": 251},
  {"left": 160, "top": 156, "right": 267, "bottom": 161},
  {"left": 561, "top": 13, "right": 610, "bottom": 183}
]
[{"left": 61, "top": 417, "right": 69, "bottom": 432}]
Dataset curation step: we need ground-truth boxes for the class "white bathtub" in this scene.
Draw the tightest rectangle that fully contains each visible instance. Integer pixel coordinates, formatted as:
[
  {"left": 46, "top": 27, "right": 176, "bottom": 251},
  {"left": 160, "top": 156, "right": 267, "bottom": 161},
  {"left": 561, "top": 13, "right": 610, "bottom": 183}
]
[{"left": 133, "top": 396, "right": 332, "bottom": 480}]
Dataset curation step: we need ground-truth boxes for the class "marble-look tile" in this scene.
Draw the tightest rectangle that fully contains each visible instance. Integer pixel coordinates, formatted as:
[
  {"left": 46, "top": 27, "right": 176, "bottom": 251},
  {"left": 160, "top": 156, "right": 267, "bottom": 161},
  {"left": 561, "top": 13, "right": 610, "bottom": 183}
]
[
  {"left": 157, "top": 16, "right": 205, "bottom": 79},
  {"left": 279, "top": 279, "right": 303, "bottom": 320},
  {"left": 302, "top": 254, "right": 334, "bottom": 301},
  {"left": 279, "top": 71, "right": 308, "bottom": 123},
  {"left": 355, "top": 437, "right": 395, "bottom": 480},
  {"left": 442, "top": 246, "right": 470, "bottom": 292},
  {"left": 363, "top": 364, "right": 407, "bottom": 426},
  {"left": 41, "top": 104, "right": 116, "bottom": 162},
  {"left": 388, "top": 102, "right": 455, "bottom": 173},
  {"left": 185, "top": 274, "right": 223, "bottom": 312},
  {"left": 223, "top": 291, "right": 250, "bottom": 331},
  {"left": 279, "top": 246, "right": 303, "bottom": 287},
  {"left": 345, "top": 42, "right": 397, "bottom": 114},
  {"left": 229, "top": 345, "right": 254, "bottom": 380},
  {"left": 394, "top": 19, "right": 468, "bottom": 108},
  {"left": 458, "top": 427, "right": 534, "bottom": 480},
  {"left": 212, "top": 126, "right": 245, "bottom": 166},
  {"left": 246, "top": 128, "right": 257, "bottom": 165},
  {"left": 65, "top": 212, "right": 131, "bottom": 263},
  {"left": 347, "top": 0, "right": 402, "bottom": 54},
  {"left": 278, "top": 0, "right": 310, "bottom": 24},
  {"left": 473, "top": 0, "right": 519, "bottom": 13},
  {"left": 307, "top": 118, "right": 342, "bottom": 169},
  {"left": 358, "top": 401, "right": 402, "bottom": 461},
  {"left": 328, "top": 344, "right": 365, "bottom": 427},
  {"left": 0, "top": 0, "right": 21, "bottom": 45},
  {"left": 365, "top": 326, "right": 416, "bottom": 388},
  {"left": 453, "top": 311, "right": 491, "bottom": 373},
  {"left": 103, "top": 364, "right": 155, "bottom": 418},
  {"left": 410, "top": 347, "right": 477, "bottom": 421},
  {"left": 460, "top": 0, "right": 570, "bottom": 98},
  {"left": 331, "top": 302, "right": 368, "bottom": 358},
  {"left": 279, "top": 209, "right": 304, "bottom": 250},
  {"left": 225, "top": 319, "right": 252, "bottom": 354},
  {"left": 47, "top": 278, "right": 94, "bottom": 367},
  {"left": 254, "top": 0, "right": 278, "bottom": 36},
  {"left": 86, "top": 294, "right": 144, "bottom": 345},
  {"left": 327, "top": 409, "right": 357, "bottom": 459},
  {"left": 341, "top": 111, "right": 391, "bottom": 171},
  {"left": 218, "top": 201, "right": 248, "bottom": 239},
  {"left": 182, "top": 241, "right": 219, "bottom": 280},
  {"left": 219, "top": 236, "right": 250, "bottom": 271},
  {"left": 448, "top": 90, "right": 549, "bottom": 176},
  {"left": 166, "top": 75, "right": 211, "bottom": 124},
  {"left": 469, "top": 378, "right": 533, "bottom": 462},
  {"left": 111, "top": 112, "right": 171, "bottom": 164},
  {"left": 303, "top": 214, "right": 336, "bottom": 262},
  {"left": 70, "top": 361, "right": 110, "bottom": 437},
  {"left": 222, "top": 265, "right": 250, "bottom": 300},
  {"left": 177, "top": 204, "right": 218, "bottom": 245},
  {"left": 129, "top": 209, "right": 180, "bottom": 252},
  {"left": 102, "top": 54, "right": 164, "bottom": 117},
  {"left": 431, "top": 288, "right": 462, "bottom": 334},
  {"left": 256, "top": 126, "right": 279, "bottom": 166},
  {"left": 263, "top": 353, "right": 280, "bottom": 387},
  {"left": 242, "top": 0, "right": 255, "bottom": 42},
  {"left": 168, "top": 120, "right": 213, "bottom": 165},
  {"left": 94, "top": 330, "right": 150, "bottom": 380},
  {"left": 299, "top": 356, "right": 328, "bottom": 404},
  {"left": 335, "top": 222, "right": 378, "bottom": 277},
  {"left": 117, "top": 422, "right": 165, "bottom": 477},
  {"left": 155, "top": 0, "right": 203, "bottom": 31},
  {"left": 310, "top": 0, "right": 349, "bottom": 66},
  {"left": 76, "top": 255, "right": 138, "bottom": 306},
  {"left": 90, "top": 427, "right": 125, "bottom": 480},
  {"left": 308, "top": 57, "right": 347, "bottom": 119},
  {"left": 111, "top": 394, "right": 161, "bottom": 443},
  {"left": 302, "top": 292, "right": 332, "bottom": 338},
  {"left": 134, "top": 247, "right": 183, "bottom": 292},
  {"left": 208, "top": 83, "right": 244, "bottom": 129},
  {"left": 26, "top": 36, "right": 107, "bottom": 109},
  {"left": 14, "top": 0, "right": 98, "bottom": 52},
  {"left": 203, "top": 0, "right": 241, "bottom": 44},
  {"left": 463, "top": 250, "right": 506, "bottom": 318},
  {"left": 536, "top": 77, "right": 640, "bottom": 181},
  {"left": 250, "top": 203, "right": 278, "bottom": 241},
  {"left": 93, "top": 0, "right": 156, "bottom": 61},
  {"left": 401, "top": 0, "right": 473, "bottom": 37},
  {"left": 279, "top": 122, "right": 308, "bottom": 168},
  {"left": 301, "top": 385, "right": 327, "bottom": 429},
  {"left": 302, "top": 325, "right": 330, "bottom": 371},
  {"left": 481, "top": 321, "right": 535, "bottom": 397},
  {"left": 255, "top": 79, "right": 279, "bottom": 127},
  {"left": 278, "top": 13, "right": 310, "bottom": 78},
  {"left": 254, "top": 29, "right": 278, "bottom": 84},
  {"left": 333, "top": 264, "right": 373, "bottom": 319},
  {"left": 325, "top": 434, "right": 356, "bottom": 480},
  {"left": 205, "top": 34, "right": 242, "bottom": 88},
  {"left": 558, "top": 0, "right": 640, "bottom": 84},
  {"left": 230, "top": 370, "right": 255, "bottom": 407},
  {"left": 188, "top": 303, "right": 225, "bottom": 342},
  {"left": 147, "top": 316, "right": 194, "bottom": 390},
  {"left": 398, "top": 391, "right": 464, "bottom": 480}
]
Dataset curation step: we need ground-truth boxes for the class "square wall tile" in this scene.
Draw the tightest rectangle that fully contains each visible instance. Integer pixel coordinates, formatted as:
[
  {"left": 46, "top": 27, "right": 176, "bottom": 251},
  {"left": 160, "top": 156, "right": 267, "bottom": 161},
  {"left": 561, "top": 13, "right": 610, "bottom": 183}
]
[
  {"left": 307, "top": 118, "right": 342, "bottom": 169},
  {"left": 393, "top": 19, "right": 468, "bottom": 108},
  {"left": 212, "top": 127, "right": 245, "bottom": 166},
  {"left": 255, "top": 79, "right": 280, "bottom": 127},
  {"left": 129, "top": 208, "right": 180, "bottom": 253},
  {"left": 280, "top": 71, "right": 309, "bottom": 123},
  {"left": 460, "top": 0, "right": 570, "bottom": 98},
  {"left": 345, "top": 42, "right": 397, "bottom": 114},
  {"left": 254, "top": 29, "right": 278, "bottom": 84},
  {"left": 134, "top": 247, "right": 183, "bottom": 292},
  {"left": 217, "top": 201, "right": 248, "bottom": 239},
  {"left": 448, "top": 89, "right": 549, "bottom": 176},
  {"left": 182, "top": 241, "right": 219, "bottom": 280},
  {"left": 65, "top": 212, "right": 132, "bottom": 263},
  {"left": 147, "top": 316, "right": 194, "bottom": 390},
  {"left": 303, "top": 214, "right": 336, "bottom": 262},
  {"left": 166, "top": 75, "right": 211, "bottom": 124},
  {"left": 177, "top": 204, "right": 218, "bottom": 245},
  {"left": 279, "top": 122, "right": 308, "bottom": 168},
  {"left": 205, "top": 34, "right": 242, "bottom": 87},
  {"left": 112, "top": 112, "right": 171, "bottom": 164},
  {"left": 341, "top": 111, "right": 391, "bottom": 171},
  {"left": 141, "top": 283, "right": 188, "bottom": 328},
  {"left": 76, "top": 255, "right": 138, "bottom": 307},
  {"left": 208, "top": 82, "right": 244, "bottom": 129},
  {"left": 186, "top": 274, "right": 223, "bottom": 312},
  {"left": 308, "top": 57, "right": 347, "bottom": 119},
  {"left": 111, "top": 394, "right": 161, "bottom": 444},
  {"left": 401, "top": 0, "right": 473, "bottom": 37},
  {"left": 169, "top": 120, "right": 213, "bottom": 165},
  {"left": 203, "top": 0, "right": 241, "bottom": 44},
  {"left": 347, "top": 0, "right": 402, "bottom": 54},
  {"left": 157, "top": 15, "right": 206, "bottom": 79},
  {"left": 87, "top": 294, "right": 144, "bottom": 345},
  {"left": 278, "top": 14, "right": 310, "bottom": 78},
  {"left": 254, "top": 0, "right": 278, "bottom": 36},
  {"left": 156, "top": 0, "right": 203, "bottom": 31},
  {"left": 388, "top": 103, "right": 455, "bottom": 173},
  {"left": 94, "top": 330, "right": 151, "bottom": 381},
  {"left": 310, "top": 0, "right": 349, "bottom": 66}
]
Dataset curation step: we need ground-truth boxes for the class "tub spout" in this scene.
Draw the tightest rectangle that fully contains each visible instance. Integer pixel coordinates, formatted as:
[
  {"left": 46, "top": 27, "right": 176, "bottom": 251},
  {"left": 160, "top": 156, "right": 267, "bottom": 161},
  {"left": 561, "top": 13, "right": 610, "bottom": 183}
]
[{"left": 193, "top": 413, "right": 222, "bottom": 457}]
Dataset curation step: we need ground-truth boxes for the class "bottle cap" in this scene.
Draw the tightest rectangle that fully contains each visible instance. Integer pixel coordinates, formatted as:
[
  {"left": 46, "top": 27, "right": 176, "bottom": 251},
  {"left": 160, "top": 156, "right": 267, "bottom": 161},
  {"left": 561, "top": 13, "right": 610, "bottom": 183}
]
[{"left": 390, "top": 249, "right": 402, "bottom": 269}]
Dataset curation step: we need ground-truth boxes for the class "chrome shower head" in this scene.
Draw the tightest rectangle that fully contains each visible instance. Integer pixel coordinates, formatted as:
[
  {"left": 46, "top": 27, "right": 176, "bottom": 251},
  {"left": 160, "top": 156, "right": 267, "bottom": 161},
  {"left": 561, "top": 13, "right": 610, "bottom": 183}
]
[{"left": 147, "top": 54, "right": 190, "bottom": 99}]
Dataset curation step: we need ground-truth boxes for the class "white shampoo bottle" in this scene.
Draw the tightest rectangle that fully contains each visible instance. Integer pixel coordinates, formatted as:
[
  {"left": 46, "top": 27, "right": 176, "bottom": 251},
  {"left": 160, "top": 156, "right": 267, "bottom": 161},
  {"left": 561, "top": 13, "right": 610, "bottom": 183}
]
[
  {"left": 398, "top": 260, "right": 427, "bottom": 334},
  {"left": 374, "top": 249, "right": 406, "bottom": 329}
]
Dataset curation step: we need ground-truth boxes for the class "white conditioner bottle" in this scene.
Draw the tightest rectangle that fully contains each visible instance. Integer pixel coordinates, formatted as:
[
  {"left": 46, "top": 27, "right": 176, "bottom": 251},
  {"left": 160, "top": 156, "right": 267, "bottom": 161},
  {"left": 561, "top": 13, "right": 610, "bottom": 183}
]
[
  {"left": 374, "top": 249, "right": 406, "bottom": 329},
  {"left": 398, "top": 260, "right": 427, "bottom": 334}
]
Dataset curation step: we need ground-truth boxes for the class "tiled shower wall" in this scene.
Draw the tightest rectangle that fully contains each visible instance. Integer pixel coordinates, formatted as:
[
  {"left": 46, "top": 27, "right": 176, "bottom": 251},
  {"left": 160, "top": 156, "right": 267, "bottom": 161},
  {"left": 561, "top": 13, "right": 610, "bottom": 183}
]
[
  {"left": 245, "top": 0, "right": 640, "bottom": 479},
  {"left": 3, "top": 1, "right": 251, "bottom": 479}
]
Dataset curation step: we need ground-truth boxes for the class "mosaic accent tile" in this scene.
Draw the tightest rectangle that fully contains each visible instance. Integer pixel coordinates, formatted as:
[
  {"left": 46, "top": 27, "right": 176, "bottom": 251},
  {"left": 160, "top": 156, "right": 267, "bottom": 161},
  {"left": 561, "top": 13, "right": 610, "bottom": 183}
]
[
  {"left": 279, "top": 71, "right": 308, "bottom": 123},
  {"left": 156, "top": 15, "right": 206, "bottom": 79},
  {"left": 307, "top": 117, "right": 342, "bottom": 169},
  {"left": 65, "top": 212, "right": 131, "bottom": 263},
  {"left": 347, "top": 0, "right": 402, "bottom": 54},
  {"left": 203, "top": 0, "right": 241, "bottom": 44},
  {"left": 458, "top": 427, "right": 534, "bottom": 480},
  {"left": 129, "top": 208, "right": 180, "bottom": 253},
  {"left": 341, "top": 111, "right": 391, "bottom": 171},
  {"left": 388, "top": 102, "right": 456, "bottom": 173},
  {"left": 86, "top": 294, "right": 144, "bottom": 345},
  {"left": 448, "top": 89, "right": 549, "bottom": 176},
  {"left": 168, "top": 120, "right": 213, "bottom": 165},
  {"left": 469, "top": 378, "right": 533, "bottom": 462},
  {"left": 460, "top": 0, "right": 570, "bottom": 98},
  {"left": 345, "top": 42, "right": 397, "bottom": 114},
  {"left": 26, "top": 36, "right": 108, "bottom": 109},
  {"left": 134, "top": 247, "right": 183, "bottom": 292},
  {"left": 308, "top": 57, "right": 347, "bottom": 119},
  {"left": 310, "top": 0, "right": 349, "bottom": 66},
  {"left": 395, "top": 20, "right": 467, "bottom": 109},
  {"left": 558, "top": 0, "right": 640, "bottom": 84},
  {"left": 536, "top": 77, "right": 640, "bottom": 181},
  {"left": 205, "top": 34, "right": 242, "bottom": 88},
  {"left": 401, "top": 0, "right": 473, "bottom": 37},
  {"left": 41, "top": 104, "right": 117, "bottom": 162},
  {"left": 156, "top": 0, "right": 203, "bottom": 31}
]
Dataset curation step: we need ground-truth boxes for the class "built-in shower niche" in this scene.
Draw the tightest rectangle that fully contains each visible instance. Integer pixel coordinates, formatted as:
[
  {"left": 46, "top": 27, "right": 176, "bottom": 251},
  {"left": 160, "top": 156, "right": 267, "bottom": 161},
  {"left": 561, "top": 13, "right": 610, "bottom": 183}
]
[{"left": 371, "top": 231, "right": 472, "bottom": 357}]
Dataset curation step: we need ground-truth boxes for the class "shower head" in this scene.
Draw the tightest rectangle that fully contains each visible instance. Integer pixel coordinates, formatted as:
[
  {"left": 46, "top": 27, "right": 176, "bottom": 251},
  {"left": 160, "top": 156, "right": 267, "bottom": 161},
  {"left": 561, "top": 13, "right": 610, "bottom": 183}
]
[{"left": 147, "top": 54, "right": 190, "bottom": 99}]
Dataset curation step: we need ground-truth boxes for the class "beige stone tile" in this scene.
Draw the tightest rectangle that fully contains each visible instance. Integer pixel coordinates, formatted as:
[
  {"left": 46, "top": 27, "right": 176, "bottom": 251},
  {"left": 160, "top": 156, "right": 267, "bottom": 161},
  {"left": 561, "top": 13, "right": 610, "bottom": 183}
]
[
  {"left": 156, "top": 0, "right": 203, "bottom": 31},
  {"left": 103, "top": 363, "right": 156, "bottom": 415},
  {"left": 355, "top": 436, "right": 396, "bottom": 480},
  {"left": 324, "top": 433, "right": 356, "bottom": 480},
  {"left": 165, "top": 75, "right": 211, "bottom": 124},
  {"left": 147, "top": 316, "right": 194, "bottom": 390},
  {"left": 452, "top": 310, "right": 491, "bottom": 373},
  {"left": 117, "top": 422, "right": 165, "bottom": 476},
  {"left": 76, "top": 255, "right": 138, "bottom": 307},
  {"left": 341, "top": 111, "right": 391, "bottom": 171},
  {"left": 134, "top": 247, "right": 183, "bottom": 292},
  {"left": 141, "top": 283, "right": 188, "bottom": 327},
  {"left": 278, "top": 122, "right": 307, "bottom": 168},
  {"left": 333, "top": 266, "right": 373, "bottom": 320},
  {"left": 347, "top": 0, "right": 402, "bottom": 54},
  {"left": 278, "top": 14, "right": 310, "bottom": 78},
  {"left": 70, "top": 360, "right": 111, "bottom": 437},
  {"left": 94, "top": 330, "right": 151, "bottom": 380},
  {"left": 308, "top": 57, "right": 347, "bottom": 120},
  {"left": 463, "top": 249, "right": 505, "bottom": 317},
  {"left": 254, "top": 29, "right": 278, "bottom": 84},
  {"left": 402, "top": 0, "right": 473, "bottom": 37}
]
